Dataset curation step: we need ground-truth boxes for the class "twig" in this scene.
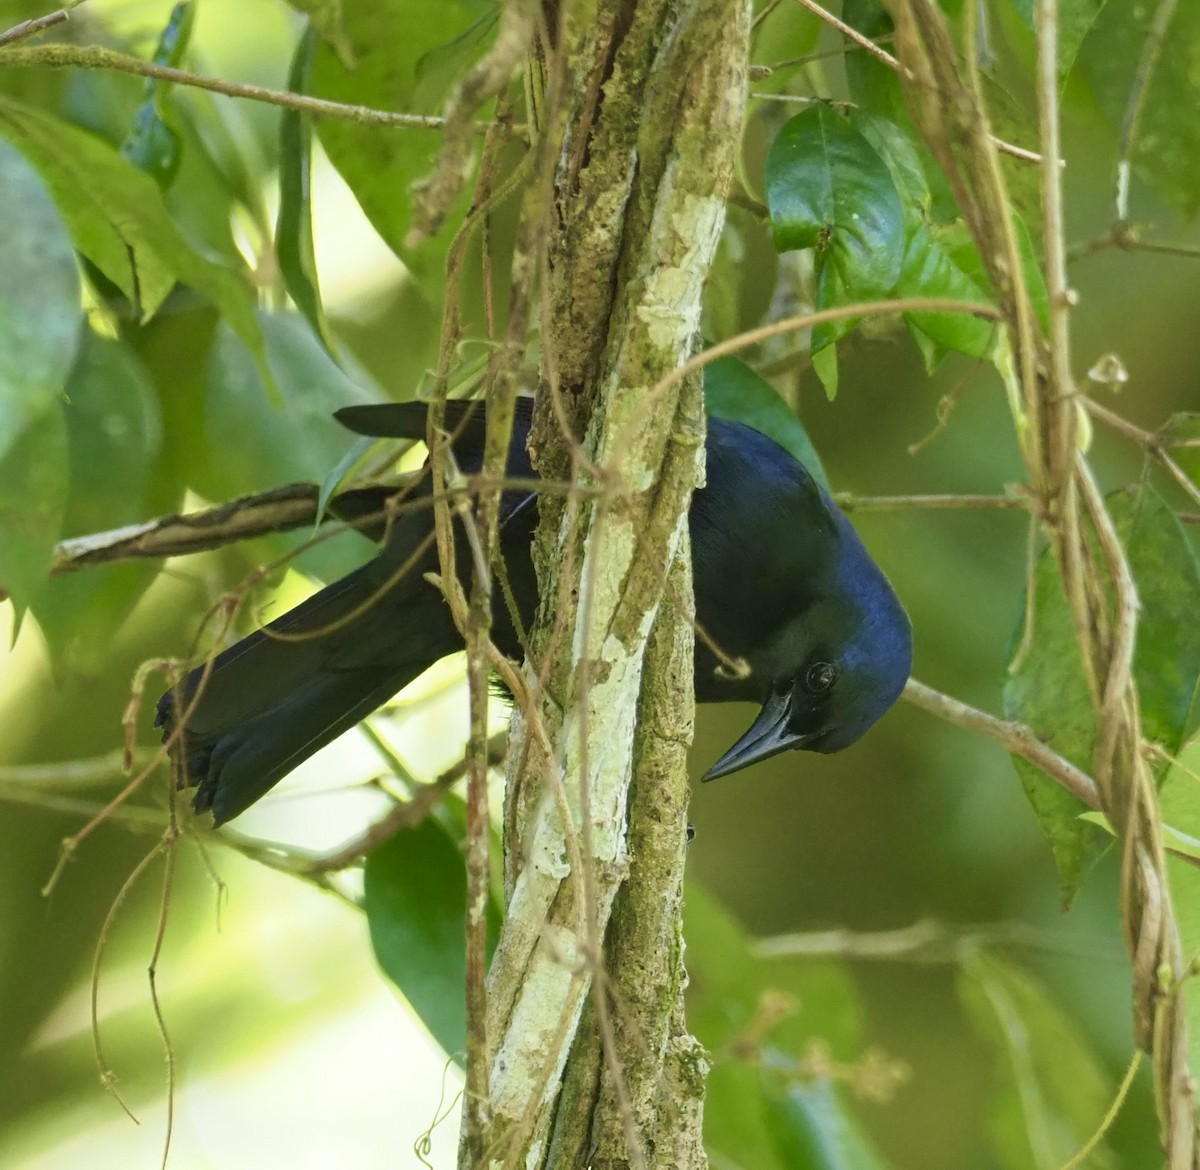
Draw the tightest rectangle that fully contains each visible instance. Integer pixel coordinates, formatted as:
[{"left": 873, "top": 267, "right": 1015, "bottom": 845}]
[
  {"left": 0, "top": 43, "right": 520, "bottom": 135},
  {"left": 1082, "top": 396, "right": 1200, "bottom": 511},
  {"left": 902, "top": 678, "right": 1100, "bottom": 809},
  {"left": 833, "top": 492, "right": 1025, "bottom": 513},
  {"left": 0, "top": 8, "right": 68, "bottom": 50},
  {"left": 307, "top": 733, "right": 507, "bottom": 873},
  {"left": 0, "top": 748, "right": 154, "bottom": 786},
  {"left": 754, "top": 917, "right": 1123, "bottom": 962}
]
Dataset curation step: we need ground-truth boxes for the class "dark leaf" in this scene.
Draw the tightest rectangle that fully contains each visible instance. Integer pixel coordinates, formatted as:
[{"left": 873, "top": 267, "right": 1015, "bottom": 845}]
[
  {"left": 765, "top": 106, "right": 904, "bottom": 395},
  {"left": 363, "top": 820, "right": 472, "bottom": 1058},
  {"left": 278, "top": 25, "right": 336, "bottom": 354},
  {"left": 119, "top": 1, "right": 196, "bottom": 190},
  {"left": 703, "top": 355, "right": 832, "bottom": 492},
  {"left": 1079, "top": 0, "right": 1200, "bottom": 218}
]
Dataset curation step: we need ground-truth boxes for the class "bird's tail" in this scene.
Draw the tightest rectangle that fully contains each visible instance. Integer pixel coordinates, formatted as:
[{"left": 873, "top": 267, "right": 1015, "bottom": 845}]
[{"left": 157, "top": 557, "right": 455, "bottom": 825}]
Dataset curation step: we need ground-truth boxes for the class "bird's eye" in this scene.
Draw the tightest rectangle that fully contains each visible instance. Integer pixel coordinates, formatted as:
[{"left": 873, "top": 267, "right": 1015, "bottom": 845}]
[{"left": 805, "top": 661, "right": 837, "bottom": 693}]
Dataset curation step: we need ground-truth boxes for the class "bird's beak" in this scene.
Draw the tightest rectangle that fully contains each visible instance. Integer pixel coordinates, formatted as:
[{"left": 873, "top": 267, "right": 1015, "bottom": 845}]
[{"left": 702, "top": 690, "right": 816, "bottom": 781}]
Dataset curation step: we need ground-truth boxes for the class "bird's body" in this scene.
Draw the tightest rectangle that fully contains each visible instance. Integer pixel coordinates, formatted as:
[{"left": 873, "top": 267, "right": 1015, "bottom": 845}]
[{"left": 158, "top": 400, "right": 911, "bottom": 824}]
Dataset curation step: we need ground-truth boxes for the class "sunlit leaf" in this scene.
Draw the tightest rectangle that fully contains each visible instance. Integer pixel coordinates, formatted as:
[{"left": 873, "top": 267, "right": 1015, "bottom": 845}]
[
  {"left": 310, "top": 0, "right": 491, "bottom": 291},
  {"left": 958, "top": 951, "right": 1115, "bottom": 1170},
  {"left": 703, "top": 355, "right": 831, "bottom": 492},
  {"left": 0, "top": 138, "right": 80, "bottom": 613},
  {"left": 0, "top": 96, "right": 267, "bottom": 382},
  {"left": 412, "top": 5, "right": 501, "bottom": 111}
]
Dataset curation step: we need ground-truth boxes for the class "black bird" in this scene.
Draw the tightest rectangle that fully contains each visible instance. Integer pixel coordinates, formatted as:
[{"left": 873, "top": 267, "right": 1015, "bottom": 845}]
[{"left": 157, "top": 399, "right": 912, "bottom": 825}]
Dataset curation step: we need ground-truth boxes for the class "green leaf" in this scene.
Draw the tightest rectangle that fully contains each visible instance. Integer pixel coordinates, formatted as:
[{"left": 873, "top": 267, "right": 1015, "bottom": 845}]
[
  {"left": 1079, "top": 0, "right": 1200, "bottom": 218},
  {"left": 766, "top": 107, "right": 904, "bottom": 291},
  {"left": 363, "top": 820, "right": 472, "bottom": 1058},
  {"left": 278, "top": 25, "right": 335, "bottom": 354},
  {"left": 0, "top": 95, "right": 266, "bottom": 378},
  {"left": 202, "top": 311, "right": 382, "bottom": 580},
  {"left": 0, "top": 138, "right": 80, "bottom": 612},
  {"left": 310, "top": 0, "right": 491, "bottom": 290},
  {"left": 703, "top": 355, "right": 831, "bottom": 493},
  {"left": 958, "top": 952, "right": 1115, "bottom": 1170},
  {"left": 896, "top": 221, "right": 997, "bottom": 361},
  {"left": 0, "top": 408, "right": 69, "bottom": 621},
  {"left": 119, "top": 1, "right": 196, "bottom": 190},
  {"left": 765, "top": 106, "right": 904, "bottom": 395},
  {"left": 285, "top": 0, "right": 356, "bottom": 68},
  {"left": 684, "top": 883, "right": 863, "bottom": 1170},
  {"left": 1010, "top": 0, "right": 1107, "bottom": 80},
  {"left": 763, "top": 1076, "right": 894, "bottom": 1170},
  {"left": 842, "top": 0, "right": 905, "bottom": 117},
  {"left": 412, "top": 6, "right": 501, "bottom": 112},
  {"left": 32, "top": 333, "right": 163, "bottom": 671},
  {"left": 1004, "top": 483, "right": 1200, "bottom": 904}
]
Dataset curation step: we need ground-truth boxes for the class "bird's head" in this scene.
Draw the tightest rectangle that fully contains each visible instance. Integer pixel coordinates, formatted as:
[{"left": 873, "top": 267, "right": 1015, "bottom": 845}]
[{"left": 701, "top": 527, "right": 912, "bottom": 781}]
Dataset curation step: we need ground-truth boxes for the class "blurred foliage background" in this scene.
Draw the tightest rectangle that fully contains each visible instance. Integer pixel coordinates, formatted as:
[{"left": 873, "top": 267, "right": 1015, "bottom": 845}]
[{"left": 2, "top": 0, "right": 1200, "bottom": 1167}]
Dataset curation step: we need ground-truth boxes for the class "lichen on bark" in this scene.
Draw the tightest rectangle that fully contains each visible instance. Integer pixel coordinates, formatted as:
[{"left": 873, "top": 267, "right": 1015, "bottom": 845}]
[{"left": 472, "top": 1, "right": 750, "bottom": 1166}]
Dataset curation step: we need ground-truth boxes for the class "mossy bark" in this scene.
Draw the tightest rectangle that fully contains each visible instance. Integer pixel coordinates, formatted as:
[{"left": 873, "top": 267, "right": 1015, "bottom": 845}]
[{"left": 471, "top": 1, "right": 749, "bottom": 1166}]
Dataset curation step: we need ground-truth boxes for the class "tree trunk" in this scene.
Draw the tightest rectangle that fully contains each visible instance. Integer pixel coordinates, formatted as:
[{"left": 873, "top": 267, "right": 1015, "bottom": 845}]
[{"left": 465, "top": 0, "right": 750, "bottom": 1165}]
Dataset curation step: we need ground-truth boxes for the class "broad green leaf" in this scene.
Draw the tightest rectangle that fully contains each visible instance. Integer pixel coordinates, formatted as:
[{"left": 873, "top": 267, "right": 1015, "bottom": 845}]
[
  {"left": 896, "top": 221, "right": 997, "bottom": 361},
  {"left": 703, "top": 355, "right": 831, "bottom": 493},
  {"left": 1010, "top": 0, "right": 1107, "bottom": 81},
  {"left": 749, "top": 0, "right": 821, "bottom": 98},
  {"left": 278, "top": 25, "right": 335, "bottom": 354},
  {"left": 0, "top": 138, "right": 80, "bottom": 612},
  {"left": 766, "top": 107, "right": 904, "bottom": 290},
  {"left": 684, "top": 883, "right": 863, "bottom": 1170},
  {"left": 958, "top": 952, "right": 1115, "bottom": 1170},
  {"left": 764, "top": 1076, "right": 894, "bottom": 1170},
  {"left": 413, "top": 6, "right": 501, "bottom": 111},
  {"left": 310, "top": 0, "right": 491, "bottom": 290},
  {"left": 119, "top": 2, "right": 196, "bottom": 190},
  {"left": 1004, "top": 484, "right": 1200, "bottom": 904},
  {"left": 363, "top": 820, "right": 472, "bottom": 1058},
  {"left": 0, "top": 409, "right": 68, "bottom": 620},
  {"left": 285, "top": 0, "right": 355, "bottom": 68},
  {"left": 0, "top": 95, "right": 266, "bottom": 376},
  {"left": 32, "top": 334, "right": 162, "bottom": 670},
  {"left": 765, "top": 107, "right": 904, "bottom": 395},
  {"left": 203, "top": 311, "right": 382, "bottom": 579},
  {"left": 843, "top": 0, "right": 905, "bottom": 117},
  {"left": 1079, "top": 0, "right": 1200, "bottom": 218}
]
